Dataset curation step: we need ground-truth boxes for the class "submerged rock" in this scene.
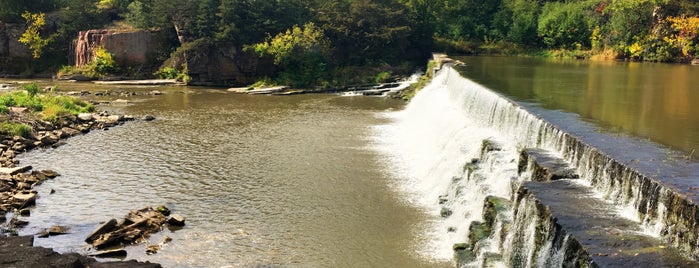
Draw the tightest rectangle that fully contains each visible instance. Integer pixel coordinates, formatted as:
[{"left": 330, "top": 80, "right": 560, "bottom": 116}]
[
  {"left": 440, "top": 207, "right": 453, "bottom": 218},
  {"left": 38, "top": 225, "right": 70, "bottom": 238},
  {"left": 167, "top": 214, "right": 185, "bottom": 226}
]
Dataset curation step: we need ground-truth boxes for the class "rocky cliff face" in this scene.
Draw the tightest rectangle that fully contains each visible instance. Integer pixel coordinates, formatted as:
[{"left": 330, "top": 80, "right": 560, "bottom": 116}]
[
  {"left": 72, "top": 29, "right": 167, "bottom": 70},
  {"left": 166, "top": 40, "right": 276, "bottom": 86},
  {"left": 73, "top": 30, "right": 272, "bottom": 85},
  {"left": 0, "top": 21, "right": 32, "bottom": 74}
]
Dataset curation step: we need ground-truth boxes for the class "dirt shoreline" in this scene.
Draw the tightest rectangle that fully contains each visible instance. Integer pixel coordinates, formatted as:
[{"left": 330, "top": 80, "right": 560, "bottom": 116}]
[
  {"left": 0, "top": 235, "right": 161, "bottom": 267},
  {"left": 0, "top": 110, "right": 161, "bottom": 267}
]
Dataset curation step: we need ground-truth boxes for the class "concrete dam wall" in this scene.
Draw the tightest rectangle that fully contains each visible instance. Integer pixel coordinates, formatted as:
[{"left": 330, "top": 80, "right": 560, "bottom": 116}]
[{"left": 374, "top": 63, "right": 699, "bottom": 267}]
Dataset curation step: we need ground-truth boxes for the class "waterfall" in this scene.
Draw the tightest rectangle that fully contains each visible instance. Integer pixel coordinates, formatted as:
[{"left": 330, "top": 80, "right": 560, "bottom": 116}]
[{"left": 372, "top": 65, "right": 699, "bottom": 266}]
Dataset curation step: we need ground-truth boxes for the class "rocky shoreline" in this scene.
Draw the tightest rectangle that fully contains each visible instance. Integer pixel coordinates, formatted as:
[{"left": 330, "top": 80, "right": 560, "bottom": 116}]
[{"left": 0, "top": 110, "right": 162, "bottom": 267}]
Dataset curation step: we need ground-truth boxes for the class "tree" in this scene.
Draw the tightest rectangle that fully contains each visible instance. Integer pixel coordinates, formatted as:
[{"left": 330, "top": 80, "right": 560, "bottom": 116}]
[
  {"left": 125, "top": 1, "right": 150, "bottom": 29},
  {"left": 605, "top": 0, "right": 667, "bottom": 50},
  {"left": 316, "top": 0, "right": 412, "bottom": 65},
  {"left": 19, "top": 12, "right": 50, "bottom": 59},
  {"left": 504, "top": 0, "right": 541, "bottom": 46},
  {"left": 247, "top": 22, "right": 331, "bottom": 87},
  {"left": 537, "top": 1, "right": 598, "bottom": 49},
  {"left": 0, "top": 0, "right": 60, "bottom": 22}
]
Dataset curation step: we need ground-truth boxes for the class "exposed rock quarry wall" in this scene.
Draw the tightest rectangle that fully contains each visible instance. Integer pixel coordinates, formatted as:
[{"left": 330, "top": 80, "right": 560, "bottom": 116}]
[{"left": 72, "top": 29, "right": 166, "bottom": 68}]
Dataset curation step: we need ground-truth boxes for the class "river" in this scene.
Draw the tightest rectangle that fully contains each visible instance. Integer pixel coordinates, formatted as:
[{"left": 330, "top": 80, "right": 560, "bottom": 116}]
[
  {"left": 10, "top": 84, "right": 449, "bottom": 267},
  {"left": 6, "top": 56, "right": 699, "bottom": 267}
]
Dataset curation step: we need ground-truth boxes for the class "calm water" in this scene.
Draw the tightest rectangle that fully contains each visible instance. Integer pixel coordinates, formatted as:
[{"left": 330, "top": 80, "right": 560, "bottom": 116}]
[
  {"left": 456, "top": 56, "right": 699, "bottom": 159},
  {"left": 8, "top": 83, "right": 449, "bottom": 267}
]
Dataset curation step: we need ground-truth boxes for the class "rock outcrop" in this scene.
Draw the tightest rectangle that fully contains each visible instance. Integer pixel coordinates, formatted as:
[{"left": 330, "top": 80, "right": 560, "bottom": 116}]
[
  {"left": 0, "top": 21, "right": 31, "bottom": 75},
  {"left": 0, "top": 235, "right": 161, "bottom": 268},
  {"left": 166, "top": 40, "right": 276, "bottom": 86},
  {"left": 72, "top": 29, "right": 169, "bottom": 71},
  {"left": 86, "top": 206, "right": 185, "bottom": 254}
]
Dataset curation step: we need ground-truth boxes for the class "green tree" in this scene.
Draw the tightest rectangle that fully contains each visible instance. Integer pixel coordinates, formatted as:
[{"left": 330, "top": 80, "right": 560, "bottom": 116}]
[
  {"left": 58, "top": 0, "right": 109, "bottom": 42},
  {"left": 504, "top": 0, "right": 541, "bottom": 46},
  {"left": 19, "top": 12, "right": 51, "bottom": 58},
  {"left": 124, "top": 0, "right": 151, "bottom": 29},
  {"left": 537, "top": 1, "right": 599, "bottom": 49},
  {"left": 125, "top": 0, "right": 150, "bottom": 29},
  {"left": 605, "top": 0, "right": 667, "bottom": 50},
  {"left": 432, "top": 0, "right": 502, "bottom": 41},
  {"left": 216, "top": 0, "right": 309, "bottom": 44},
  {"left": 317, "top": 0, "right": 412, "bottom": 65},
  {"left": 0, "top": 0, "right": 60, "bottom": 22},
  {"left": 247, "top": 22, "right": 331, "bottom": 87}
]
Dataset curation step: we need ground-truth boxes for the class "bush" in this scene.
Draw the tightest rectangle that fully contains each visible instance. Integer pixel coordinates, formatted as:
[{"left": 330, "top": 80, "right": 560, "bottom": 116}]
[
  {"left": 154, "top": 67, "right": 179, "bottom": 79},
  {"left": 375, "top": 71, "right": 392, "bottom": 83},
  {"left": 57, "top": 46, "right": 119, "bottom": 79},
  {"left": 246, "top": 22, "right": 331, "bottom": 88},
  {"left": 23, "top": 82, "right": 41, "bottom": 97},
  {"left": 0, "top": 123, "right": 33, "bottom": 138}
]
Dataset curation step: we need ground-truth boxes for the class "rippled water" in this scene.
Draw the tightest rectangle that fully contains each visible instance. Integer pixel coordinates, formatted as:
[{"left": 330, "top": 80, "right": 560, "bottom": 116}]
[{"left": 13, "top": 84, "right": 450, "bottom": 267}]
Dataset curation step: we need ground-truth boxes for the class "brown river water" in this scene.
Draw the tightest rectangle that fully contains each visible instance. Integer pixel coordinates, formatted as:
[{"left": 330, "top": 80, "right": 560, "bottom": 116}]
[
  {"left": 1, "top": 56, "right": 697, "bottom": 267},
  {"left": 3, "top": 82, "right": 449, "bottom": 267}
]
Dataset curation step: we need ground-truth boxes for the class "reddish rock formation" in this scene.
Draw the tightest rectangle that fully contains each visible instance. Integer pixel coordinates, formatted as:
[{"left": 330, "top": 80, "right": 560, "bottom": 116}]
[{"left": 72, "top": 29, "right": 167, "bottom": 68}]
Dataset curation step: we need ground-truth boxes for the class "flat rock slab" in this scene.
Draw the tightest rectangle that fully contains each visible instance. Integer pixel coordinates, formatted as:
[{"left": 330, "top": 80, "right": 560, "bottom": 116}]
[
  {"left": 93, "top": 79, "right": 178, "bottom": 85},
  {"left": 246, "top": 86, "right": 288, "bottom": 95},
  {"left": 0, "top": 166, "right": 32, "bottom": 175},
  {"left": 523, "top": 180, "right": 699, "bottom": 267}
]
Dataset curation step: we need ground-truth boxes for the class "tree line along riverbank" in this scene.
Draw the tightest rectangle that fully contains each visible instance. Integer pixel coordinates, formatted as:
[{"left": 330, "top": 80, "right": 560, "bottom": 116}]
[{"left": 1, "top": 0, "right": 698, "bottom": 89}]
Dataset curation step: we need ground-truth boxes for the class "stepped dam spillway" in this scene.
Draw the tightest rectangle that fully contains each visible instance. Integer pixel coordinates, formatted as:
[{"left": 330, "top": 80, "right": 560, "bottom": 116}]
[{"left": 372, "top": 64, "right": 699, "bottom": 267}]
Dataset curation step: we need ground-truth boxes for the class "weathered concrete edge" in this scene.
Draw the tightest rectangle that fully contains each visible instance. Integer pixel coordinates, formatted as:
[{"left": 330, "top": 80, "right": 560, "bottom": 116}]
[{"left": 441, "top": 62, "right": 699, "bottom": 261}]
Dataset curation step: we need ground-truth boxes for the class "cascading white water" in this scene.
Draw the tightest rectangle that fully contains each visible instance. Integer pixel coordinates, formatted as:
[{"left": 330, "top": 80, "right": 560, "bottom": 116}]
[
  {"left": 372, "top": 68, "right": 521, "bottom": 262},
  {"left": 372, "top": 65, "right": 699, "bottom": 265}
]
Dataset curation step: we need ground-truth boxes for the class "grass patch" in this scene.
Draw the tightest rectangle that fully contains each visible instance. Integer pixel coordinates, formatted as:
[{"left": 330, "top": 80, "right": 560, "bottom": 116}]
[
  {"left": 0, "top": 122, "right": 33, "bottom": 138},
  {"left": 0, "top": 83, "right": 95, "bottom": 123}
]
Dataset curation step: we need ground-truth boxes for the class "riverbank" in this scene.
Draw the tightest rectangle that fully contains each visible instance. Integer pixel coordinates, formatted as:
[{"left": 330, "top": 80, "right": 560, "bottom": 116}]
[
  {"left": 0, "top": 91, "right": 161, "bottom": 266},
  {"left": 0, "top": 235, "right": 161, "bottom": 267}
]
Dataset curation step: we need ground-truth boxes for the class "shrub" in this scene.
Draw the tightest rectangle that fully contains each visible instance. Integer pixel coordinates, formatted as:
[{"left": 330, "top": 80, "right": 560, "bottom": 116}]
[
  {"left": 57, "top": 46, "right": 119, "bottom": 79},
  {"left": 23, "top": 82, "right": 41, "bottom": 97},
  {"left": 246, "top": 22, "right": 331, "bottom": 87},
  {"left": 0, "top": 123, "right": 33, "bottom": 138},
  {"left": 375, "top": 71, "right": 392, "bottom": 83},
  {"left": 154, "top": 67, "right": 179, "bottom": 79}
]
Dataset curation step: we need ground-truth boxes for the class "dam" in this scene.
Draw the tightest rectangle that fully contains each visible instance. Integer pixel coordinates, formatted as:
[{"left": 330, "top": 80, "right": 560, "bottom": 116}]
[{"left": 372, "top": 59, "right": 699, "bottom": 267}]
